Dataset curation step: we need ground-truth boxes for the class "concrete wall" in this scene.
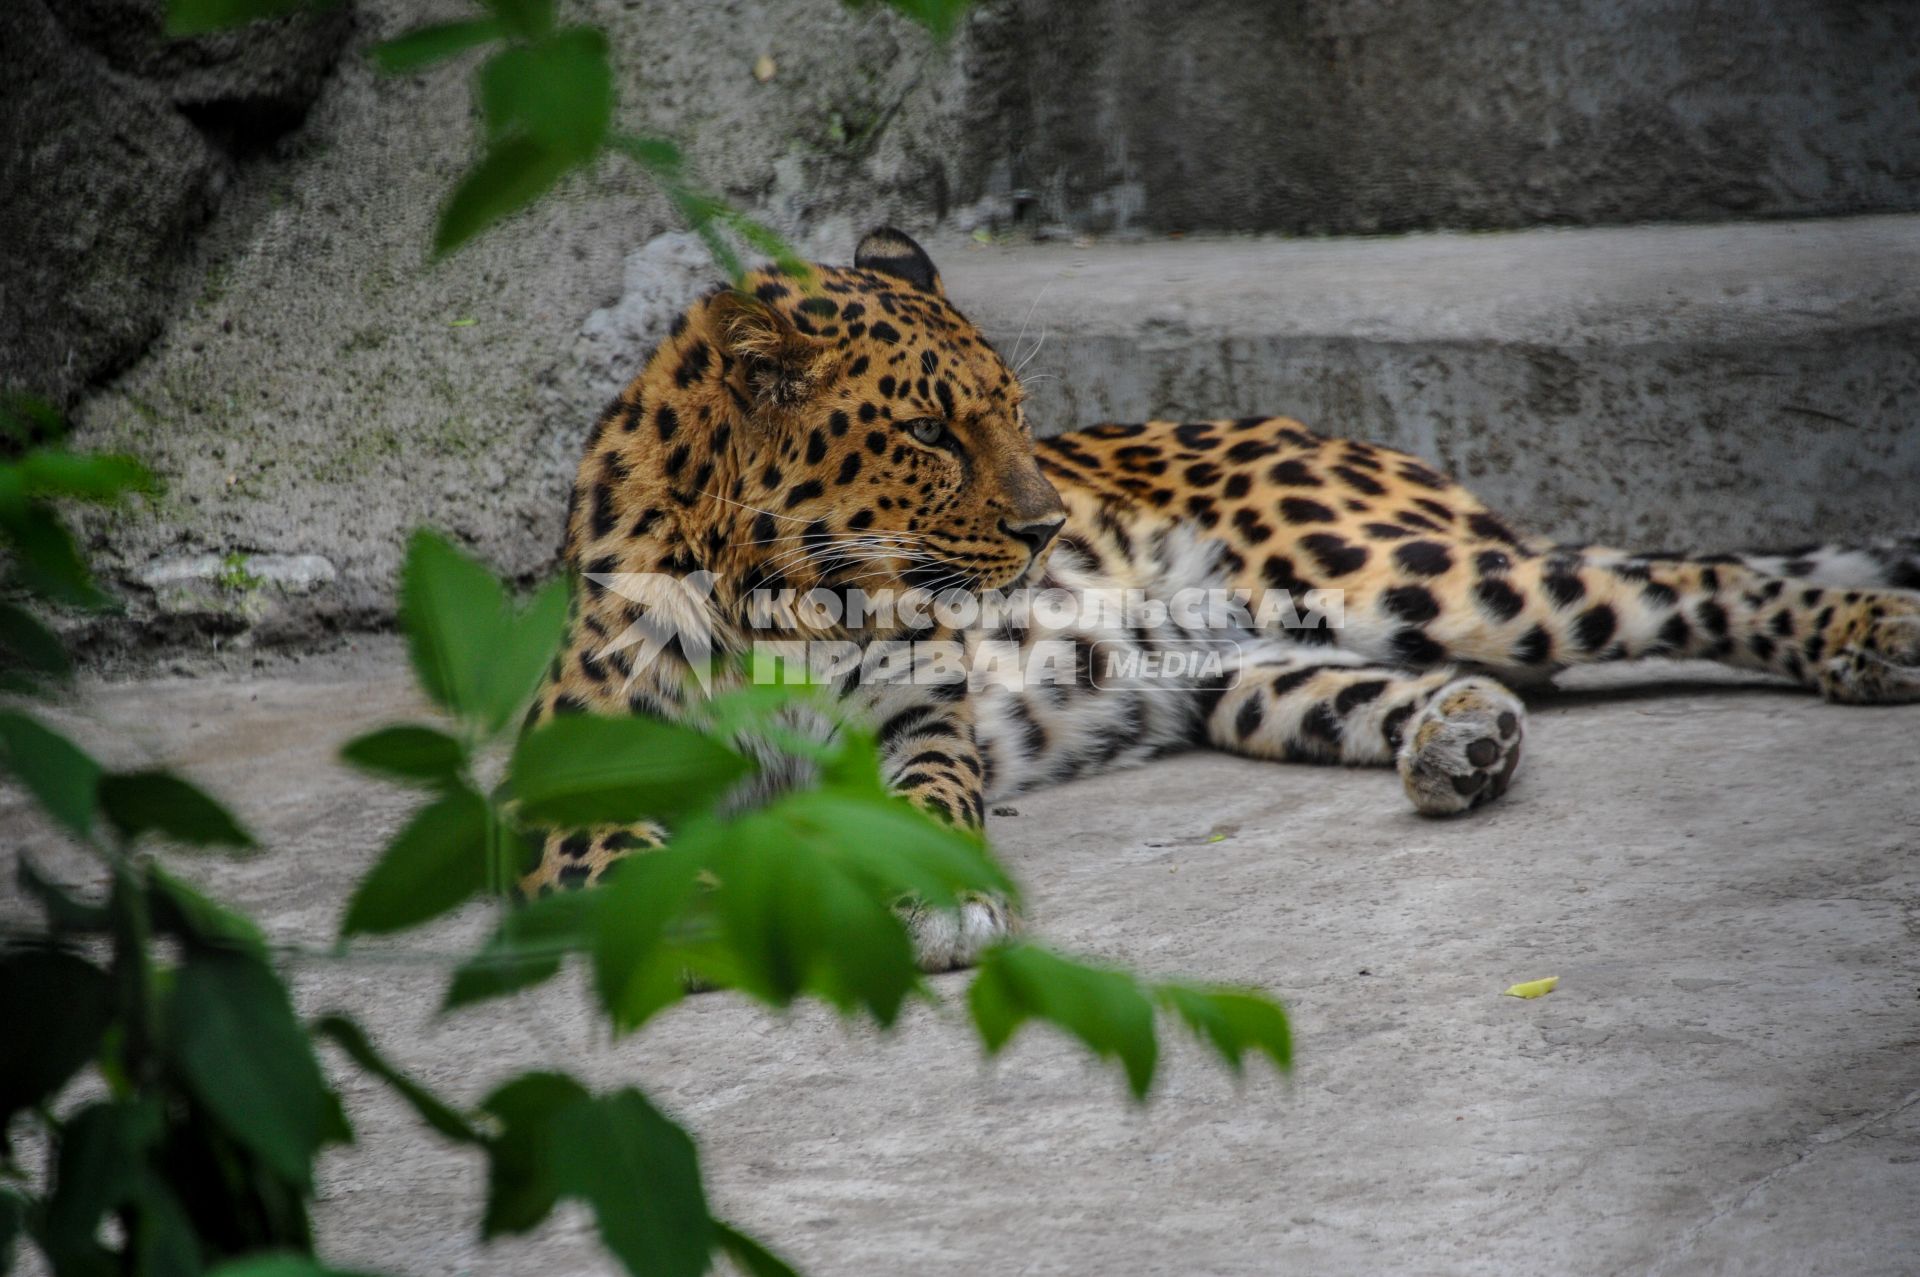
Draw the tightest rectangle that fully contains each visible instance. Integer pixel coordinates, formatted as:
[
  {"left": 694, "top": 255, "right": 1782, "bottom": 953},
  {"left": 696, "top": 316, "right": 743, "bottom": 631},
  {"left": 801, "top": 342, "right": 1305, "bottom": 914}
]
[
  {"left": 969, "top": 0, "right": 1920, "bottom": 235},
  {"left": 947, "top": 223, "right": 1920, "bottom": 552}
]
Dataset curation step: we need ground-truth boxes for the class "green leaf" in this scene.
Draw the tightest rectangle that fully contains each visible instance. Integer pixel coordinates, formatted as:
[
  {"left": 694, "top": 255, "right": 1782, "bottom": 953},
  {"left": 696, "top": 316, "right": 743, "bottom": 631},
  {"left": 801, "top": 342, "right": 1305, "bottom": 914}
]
[
  {"left": 0, "top": 949, "right": 113, "bottom": 1132},
  {"left": 147, "top": 862, "right": 267, "bottom": 954},
  {"left": 0, "top": 710, "right": 101, "bottom": 839},
  {"left": 17, "top": 451, "right": 154, "bottom": 502},
  {"left": 0, "top": 393, "right": 66, "bottom": 445},
  {"left": 607, "top": 132, "right": 679, "bottom": 172},
  {"left": 17, "top": 856, "right": 109, "bottom": 931},
  {"left": 968, "top": 944, "right": 1160, "bottom": 1100},
  {"left": 398, "top": 530, "right": 508, "bottom": 721},
  {"left": 664, "top": 185, "right": 746, "bottom": 283},
  {"left": 311, "top": 1014, "right": 482, "bottom": 1144},
  {"left": 478, "top": 1071, "right": 590, "bottom": 1237},
  {"left": 0, "top": 601, "right": 70, "bottom": 683},
  {"left": 435, "top": 141, "right": 576, "bottom": 256},
  {"left": 99, "top": 770, "right": 255, "bottom": 850},
  {"left": 700, "top": 676, "right": 829, "bottom": 741},
  {"left": 851, "top": 0, "right": 972, "bottom": 39},
  {"left": 0, "top": 1188, "right": 25, "bottom": 1274},
  {"left": 815, "top": 724, "right": 883, "bottom": 792},
  {"left": 42, "top": 1099, "right": 161, "bottom": 1264},
  {"left": 716, "top": 208, "right": 814, "bottom": 284},
  {"left": 607, "top": 134, "right": 812, "bottom": 287},
  {"left": 131, "top": 1177, "right": 201, "bottom": 1277},
  {"left": 713, "top": 1221, "right": 801, "bottom": 1277},
  {"left": 705, "top": 811, "right": 920, "bottom": 1024},
  {"left": 164, "top": 0, "right": 333, "bottom": 35},
  {"left": 481, "top": 0, "right": 553, "bottom": 38},
  {"left": 371, "top": 18, "right": 504, "bottom": 73},
  {"left": 483, "top": 576, "right": 569, "bottom": 734},
  {"left": 447, "top": 887, "right": 592, "bottom": 1009},
  {"left": 550, "top": 1090, "right": 713, "bottom": 1277},
  {"left": 0, "top": 497, "right": 111, "bottom": 608},
  {"left": 341, "top": 724, "right": 468, "bottom": 787},
  {"left": 665, "top": 785, "right": 1008, "bottom": 1022},
  {"left": 341, "top": 787, "right": 490, "bottom": 935},
  {"left": 477, "top": 28, "right": 613, "bottom": 159},
  {"left": 589, "top": 847, "right": 703, "bottom": 1032},
  {"left": 1157, "top": 984, "right": 1293, "bottom": 1078},
  {"left": 433, "top": 25, "right": 617, "bottom": 258},
  {"left": 321, "top": 1087, "right": 356, "bottom": 1146},
  {"left": 167, "top": 949, "right": 334, "bottom": 1188},
  {"left": 394, "top": 532, "right": 567, "bottom": 733},
  {"left": 508, "top": 716, "right": 751, "bottom": 827},
  {"left": 773, "top": 789, "right": 1015, "bottom": 907}
]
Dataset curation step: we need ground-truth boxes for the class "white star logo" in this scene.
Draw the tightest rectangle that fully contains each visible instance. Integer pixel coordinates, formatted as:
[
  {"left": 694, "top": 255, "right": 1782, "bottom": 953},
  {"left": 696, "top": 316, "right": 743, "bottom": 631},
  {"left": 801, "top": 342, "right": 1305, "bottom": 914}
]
[{"left": 585, "top": 570, "right": 721, "bottom": 694}]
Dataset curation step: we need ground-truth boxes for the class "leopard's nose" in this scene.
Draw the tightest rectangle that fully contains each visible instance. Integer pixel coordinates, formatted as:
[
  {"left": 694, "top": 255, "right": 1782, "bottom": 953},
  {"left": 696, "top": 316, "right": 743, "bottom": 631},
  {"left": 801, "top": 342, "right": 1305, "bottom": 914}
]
[{"left": 1001, "top": 515, "right": 1065, "bottom": 557}]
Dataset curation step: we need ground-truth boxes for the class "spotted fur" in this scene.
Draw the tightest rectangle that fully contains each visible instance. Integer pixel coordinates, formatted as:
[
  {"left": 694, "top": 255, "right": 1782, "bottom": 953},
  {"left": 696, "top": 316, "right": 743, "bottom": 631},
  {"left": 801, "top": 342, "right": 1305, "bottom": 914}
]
[{"left": 519, "top": 229, "right": 1920, "bottom": 969}]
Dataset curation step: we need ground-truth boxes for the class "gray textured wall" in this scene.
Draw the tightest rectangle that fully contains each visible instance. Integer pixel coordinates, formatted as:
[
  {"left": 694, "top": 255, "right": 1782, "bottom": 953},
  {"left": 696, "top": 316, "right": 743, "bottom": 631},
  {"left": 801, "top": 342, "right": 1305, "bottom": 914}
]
[
  {"left": 964, "top": 0, "right": 1920, "bottom": 234},
  {"left": 0, "top": 0, "right": 349, "bottom": 406},
  {"left": 12, "top": 0, "right": 1920, "bottom": 409},
  {"left": 6, "top": 0, "right": 1918, "bottom": 655}
]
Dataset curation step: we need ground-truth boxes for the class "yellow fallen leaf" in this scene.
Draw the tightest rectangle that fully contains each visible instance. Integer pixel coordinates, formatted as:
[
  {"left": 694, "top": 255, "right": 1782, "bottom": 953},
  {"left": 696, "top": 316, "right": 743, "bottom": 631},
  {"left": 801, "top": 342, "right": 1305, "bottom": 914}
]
[
  {"left": 1503, "top": 976, "right": 1559, "bottom": 999},
  {"left": 753, "top": 54, "right": 776, "bottom": 82},
  {"left": 448, "top": 317, "right": 476, "bottom": 327},
  {"left": 1206, "top": 832, "right": 1227, "bottom": 843}
]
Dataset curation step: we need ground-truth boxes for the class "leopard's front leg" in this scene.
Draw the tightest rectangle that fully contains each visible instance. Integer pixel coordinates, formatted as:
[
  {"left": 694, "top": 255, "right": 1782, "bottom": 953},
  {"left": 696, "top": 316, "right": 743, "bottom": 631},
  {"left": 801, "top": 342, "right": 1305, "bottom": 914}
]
[
  {"left": 516, "top": 581, "right": 700, "bottom": 897},
  {"left": 870, "top": 681, "right": 1018, "bottom": 971},
  {"left": 1203, "top": 651, "right": 1526, "bottom": 815},
  {"left": 521, "top": 822, "right": 670, "bottom": 897}
]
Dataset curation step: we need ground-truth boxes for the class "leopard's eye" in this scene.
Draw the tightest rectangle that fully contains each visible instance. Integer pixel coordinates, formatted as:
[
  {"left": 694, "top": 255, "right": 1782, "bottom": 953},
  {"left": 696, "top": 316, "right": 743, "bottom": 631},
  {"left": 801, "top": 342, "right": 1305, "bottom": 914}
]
[{"left": 904, "top": 418, "right": 948, "bottom": 447}]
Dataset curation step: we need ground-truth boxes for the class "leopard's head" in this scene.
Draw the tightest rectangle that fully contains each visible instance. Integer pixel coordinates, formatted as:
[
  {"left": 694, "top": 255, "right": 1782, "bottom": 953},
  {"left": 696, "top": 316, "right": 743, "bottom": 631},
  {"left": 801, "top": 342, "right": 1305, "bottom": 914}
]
[{"left": 655, "top": 229, "right": 1065, "bottom": 618}]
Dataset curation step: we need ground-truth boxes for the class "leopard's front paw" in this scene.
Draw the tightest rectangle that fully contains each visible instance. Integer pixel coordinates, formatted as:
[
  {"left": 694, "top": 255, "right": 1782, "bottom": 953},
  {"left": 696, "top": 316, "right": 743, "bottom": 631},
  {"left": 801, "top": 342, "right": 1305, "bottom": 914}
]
[
  {"left": 1818, "top": 607, "right": 1920, "bottom": 705},
  {"left": 1398, "top": 676, "right": 1525, "bottom": 815},
  {"left": 902, "top": 892, "right": 1020, "bottom": 972}
]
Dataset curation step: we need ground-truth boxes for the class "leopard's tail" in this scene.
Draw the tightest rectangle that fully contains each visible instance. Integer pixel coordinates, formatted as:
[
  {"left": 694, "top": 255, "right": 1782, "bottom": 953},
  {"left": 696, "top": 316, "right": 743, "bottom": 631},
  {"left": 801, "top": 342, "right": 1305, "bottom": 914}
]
[
  {"left": 1713, "top": 536, "right": 1920, "bottom": 592},
  {"left": 1534, "top": 535, "right": 1920, "bottom": 592}
]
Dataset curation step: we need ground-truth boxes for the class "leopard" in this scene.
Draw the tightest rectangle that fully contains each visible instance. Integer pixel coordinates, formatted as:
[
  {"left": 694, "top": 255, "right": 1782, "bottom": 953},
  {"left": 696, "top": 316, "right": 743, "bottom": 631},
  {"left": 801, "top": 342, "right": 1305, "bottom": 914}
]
[{"left": 518, "top": 226, "right": 1920, "bottom": 970}]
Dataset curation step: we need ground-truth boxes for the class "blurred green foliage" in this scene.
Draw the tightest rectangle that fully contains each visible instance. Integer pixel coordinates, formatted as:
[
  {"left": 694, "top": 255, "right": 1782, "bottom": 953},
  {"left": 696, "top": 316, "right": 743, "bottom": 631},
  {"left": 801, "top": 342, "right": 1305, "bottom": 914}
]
[
  {"left": 2, "top": 3, "right": 1296, "bottom": 1271},
  {"left": 2, "top": 495, "right": 1291, "bottom": 1276}
]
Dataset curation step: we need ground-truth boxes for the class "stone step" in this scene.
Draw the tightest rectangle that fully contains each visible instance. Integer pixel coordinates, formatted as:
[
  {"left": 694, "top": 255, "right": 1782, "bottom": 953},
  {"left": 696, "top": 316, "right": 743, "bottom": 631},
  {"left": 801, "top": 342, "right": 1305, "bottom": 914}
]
[
  {"left": 75, "top": 214, "right": 1920, "bottom": 655},
  {"left": 942, "top": 214, "right": 1920, "bottom": 552}
]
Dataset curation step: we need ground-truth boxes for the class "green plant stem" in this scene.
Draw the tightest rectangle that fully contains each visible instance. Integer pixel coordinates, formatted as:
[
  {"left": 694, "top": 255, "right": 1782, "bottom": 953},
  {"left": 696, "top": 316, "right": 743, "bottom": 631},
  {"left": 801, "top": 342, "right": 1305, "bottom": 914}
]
[
  {"left": 106, "top": 851, "right": 159, "bottom": 1090},
  {"left": 487, "top": 801, "right": 515, "bottom": 905}
]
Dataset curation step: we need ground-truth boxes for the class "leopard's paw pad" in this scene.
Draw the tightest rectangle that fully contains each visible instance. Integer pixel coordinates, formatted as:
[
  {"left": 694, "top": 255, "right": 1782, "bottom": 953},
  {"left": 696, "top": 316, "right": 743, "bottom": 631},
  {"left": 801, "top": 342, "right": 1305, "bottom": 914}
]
[{"left": 1398, "top": 677, "right": 1525, "bottom": 815}]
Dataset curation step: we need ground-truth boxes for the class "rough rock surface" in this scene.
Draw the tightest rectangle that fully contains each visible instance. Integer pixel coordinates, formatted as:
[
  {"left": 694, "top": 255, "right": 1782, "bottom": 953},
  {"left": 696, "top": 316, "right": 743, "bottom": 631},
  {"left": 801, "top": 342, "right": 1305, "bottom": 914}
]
[
  {"left": 0, "top": 0, "right": 350, "bottom": 407},
  {"left": 46, "top": 0, "right": 352, "bottom": 114},
  {"left": 2, "top": 0, "right": 219, "bottom": 408},
  {"left": 53, "top": 0, "right": 988, "bottom": 659}
]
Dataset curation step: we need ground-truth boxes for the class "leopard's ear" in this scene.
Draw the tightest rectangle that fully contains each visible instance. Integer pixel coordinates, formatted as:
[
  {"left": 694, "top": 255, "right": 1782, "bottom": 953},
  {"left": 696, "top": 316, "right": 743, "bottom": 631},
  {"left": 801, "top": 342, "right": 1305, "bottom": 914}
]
[
  {"left": 855, "top": 226, "right": 943, "bottom": 296},
  {"left": 708, "top": 289, "right": 833, "bottom": 412}
]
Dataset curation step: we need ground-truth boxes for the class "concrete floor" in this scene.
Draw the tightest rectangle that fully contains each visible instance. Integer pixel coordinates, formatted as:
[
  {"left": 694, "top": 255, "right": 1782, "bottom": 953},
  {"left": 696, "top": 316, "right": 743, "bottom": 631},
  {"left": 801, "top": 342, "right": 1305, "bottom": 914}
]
[{"left": 4, "top": 639, "right": 1918, "bottom": 1275}]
